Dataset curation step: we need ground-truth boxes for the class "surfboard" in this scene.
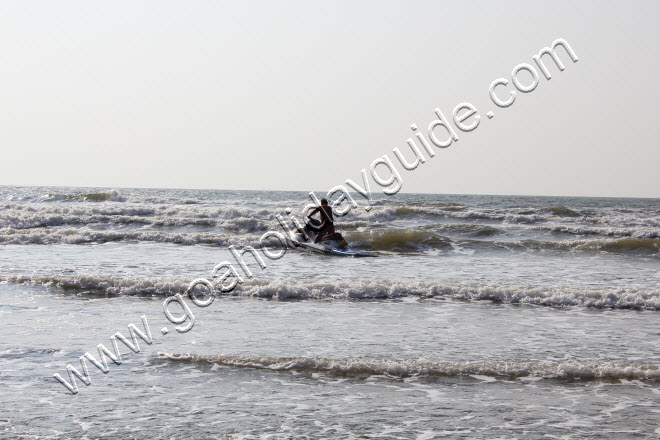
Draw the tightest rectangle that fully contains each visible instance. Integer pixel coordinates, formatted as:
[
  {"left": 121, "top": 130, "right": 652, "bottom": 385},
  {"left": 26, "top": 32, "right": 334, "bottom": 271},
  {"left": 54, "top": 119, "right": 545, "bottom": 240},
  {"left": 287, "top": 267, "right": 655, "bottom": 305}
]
[{"left": 287, "top": 236, "right": 378, "bottom": 258}]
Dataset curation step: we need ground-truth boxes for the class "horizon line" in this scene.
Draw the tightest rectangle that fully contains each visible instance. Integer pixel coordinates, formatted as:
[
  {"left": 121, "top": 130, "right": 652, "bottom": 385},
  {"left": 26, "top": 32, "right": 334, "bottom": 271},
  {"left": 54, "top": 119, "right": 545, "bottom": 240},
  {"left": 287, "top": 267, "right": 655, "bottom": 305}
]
[{"left": 1, "top": 183, "right": 658, "bottom": 200}]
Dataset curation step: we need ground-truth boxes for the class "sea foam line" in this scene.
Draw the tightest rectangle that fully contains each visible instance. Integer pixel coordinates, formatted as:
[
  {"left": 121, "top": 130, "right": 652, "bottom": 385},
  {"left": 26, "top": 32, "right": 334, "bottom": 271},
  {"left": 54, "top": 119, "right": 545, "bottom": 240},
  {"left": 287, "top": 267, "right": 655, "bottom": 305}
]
[
  {"left": 2, "top": 274, "right": 658, "bottom": 309},
  {"left": 158, "top": 353, "right": 660, "bottom": 381}
]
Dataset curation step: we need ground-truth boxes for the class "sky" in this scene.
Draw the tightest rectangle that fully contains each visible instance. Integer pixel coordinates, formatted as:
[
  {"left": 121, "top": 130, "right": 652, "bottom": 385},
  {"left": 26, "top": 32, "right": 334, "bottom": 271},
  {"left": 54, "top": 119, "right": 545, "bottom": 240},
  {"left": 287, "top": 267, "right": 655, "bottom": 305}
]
[{"left": 0, "top": 0, "right": 658, "bottom": 198}]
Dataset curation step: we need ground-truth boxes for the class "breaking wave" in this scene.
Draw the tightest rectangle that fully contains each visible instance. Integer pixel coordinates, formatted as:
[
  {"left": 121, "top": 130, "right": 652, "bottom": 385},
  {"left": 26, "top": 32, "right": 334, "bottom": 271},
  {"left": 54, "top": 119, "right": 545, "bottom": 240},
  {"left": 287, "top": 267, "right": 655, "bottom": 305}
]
[
  {"left": 0, "top": 204, "right": 273, "bottom": 232},
  {"left": 510, "top": 237, "right": 660, "bottom": 255},
  {"left": 0, "top": 227, "right": 256, "bottom": 246},
  {"left": 230, "top": 279, "right": 660, "bottom": 309},
  {"left": 535, "top": 224, "right": 660, "bottom": 239},
  {"left": 355, "top": 204, "right": 660, "bottom": 233},
  {"left": 2, "top": 274, "right": 658, "bottom": 309},
  {"left": 158, "top": 353, "right": 660, "bottom": 381},
  {"left": 345, "top": 229, "right": 452, "bottom": 252},
  {"left": 429, "top": 223, "right": 502, "bottom": 237},
  {"left": 340, "top": 229, "right": 659, "bottom": 256},
  {"left": 0, "top": 274, "right": 191, "bottom": 296},
  {"left": 542, "top": 206, "right": 584, "bottom": 217},
  {"left": 44, "top": 189, "right": 127, "bottom": 203}
]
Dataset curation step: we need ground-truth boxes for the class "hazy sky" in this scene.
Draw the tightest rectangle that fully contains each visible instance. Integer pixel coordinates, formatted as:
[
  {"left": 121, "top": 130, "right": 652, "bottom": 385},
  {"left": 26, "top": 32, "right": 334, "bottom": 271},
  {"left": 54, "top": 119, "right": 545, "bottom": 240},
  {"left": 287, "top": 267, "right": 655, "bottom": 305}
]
[{"left": 1, "top": 1, "right": 658, "bottom": 197}]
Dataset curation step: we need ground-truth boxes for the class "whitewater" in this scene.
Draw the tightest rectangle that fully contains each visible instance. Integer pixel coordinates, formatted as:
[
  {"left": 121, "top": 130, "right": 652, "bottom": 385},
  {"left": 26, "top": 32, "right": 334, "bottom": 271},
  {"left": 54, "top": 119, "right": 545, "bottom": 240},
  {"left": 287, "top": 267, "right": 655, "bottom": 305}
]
[{"left": 0, "top": 186, "right": 658, "bottom": 439}]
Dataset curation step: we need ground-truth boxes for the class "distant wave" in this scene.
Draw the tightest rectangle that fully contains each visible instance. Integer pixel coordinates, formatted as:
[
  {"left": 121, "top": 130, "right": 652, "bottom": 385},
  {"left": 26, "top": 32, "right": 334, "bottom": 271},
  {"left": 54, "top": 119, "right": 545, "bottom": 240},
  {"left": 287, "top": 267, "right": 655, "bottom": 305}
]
[
  {"left": 542, "top": 206, "right": 584, "bottom": 217},
  {"left": 361, "top": 204, "right": 660, "bottom": 230},
  {"left": 2, "top": 274, "right": 658, "bottom": 309},
  {"left": 158, "top": 353, "right": 660, "bottom": 381},
  {"left": 534, "top": 224, "right": 660, "bottom": 239},
  {"left": 39, "top": 189, "right": 206, "bottom": 205},
  {"left": 430, "top": 223, "right": 502, "bottom": 237},
  {"left": 0, "top": 347, "right": 61, "bottom": 359},
  {"left": 43, "top": 189, "right": 127, "bottom": 203},
  {"left": 443, "top": 237, "right": 660, "bottom": 256},
  {"left": 0, "top": 204, "right": 272, "bottom": 232},
  {"left": 510, "top": 237, "right": 660, "bottom": 255}
]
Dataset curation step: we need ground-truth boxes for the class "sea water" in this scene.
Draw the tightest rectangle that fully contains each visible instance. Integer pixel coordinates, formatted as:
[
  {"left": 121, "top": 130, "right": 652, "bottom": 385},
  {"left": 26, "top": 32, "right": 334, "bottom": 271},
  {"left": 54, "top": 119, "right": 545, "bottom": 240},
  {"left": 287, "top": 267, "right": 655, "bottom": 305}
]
[{"left": 0, "top": 186, "right": 658, "bottom": 439}]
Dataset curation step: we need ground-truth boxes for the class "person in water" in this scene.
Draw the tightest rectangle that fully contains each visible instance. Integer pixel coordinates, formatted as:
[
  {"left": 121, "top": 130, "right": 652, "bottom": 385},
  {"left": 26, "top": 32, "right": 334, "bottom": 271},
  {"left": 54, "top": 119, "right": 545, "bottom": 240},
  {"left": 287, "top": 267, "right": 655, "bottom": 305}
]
[{"left": 307, "top": 199, "right": 335, "bottom": 243}]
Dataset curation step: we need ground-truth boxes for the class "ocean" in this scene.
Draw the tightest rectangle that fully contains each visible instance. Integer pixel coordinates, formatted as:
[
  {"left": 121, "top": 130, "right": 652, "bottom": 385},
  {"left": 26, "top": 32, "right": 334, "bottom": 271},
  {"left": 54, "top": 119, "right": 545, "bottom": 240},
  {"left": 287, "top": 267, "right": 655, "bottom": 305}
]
[{"left": 0, "top": 186, "right": 658, "bottom": 439}]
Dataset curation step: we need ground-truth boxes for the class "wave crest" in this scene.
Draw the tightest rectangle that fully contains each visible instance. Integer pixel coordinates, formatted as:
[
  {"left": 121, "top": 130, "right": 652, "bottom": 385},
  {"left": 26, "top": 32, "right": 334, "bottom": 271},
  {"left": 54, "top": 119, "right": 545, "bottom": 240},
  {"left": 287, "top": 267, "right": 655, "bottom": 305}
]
[
  {"left": 0, "top": 204, "right": 272, "bottom": 232},
  {"left": 230, "top": 279, "right": 659, "bottom": 309},
  {"left": 0, "top": 274, "right": 191, "bottom": 296},
  {"left": 345, "top": 229, "right": 452, "bottom": 252},
  {"left": 513, "top": 238, "right": 660, "bottom": 255},
  {"left": 0, "top": 227, "right": 258, "bottom": 246},
  {"left": 3, "top": 275, "right": 657, "bottom": 309},
  {"left": 44, "top": 189, "right": 126, "bottom": 203},
  {"left": 158, "top": 353, "right": 660, "bottom": 381}
]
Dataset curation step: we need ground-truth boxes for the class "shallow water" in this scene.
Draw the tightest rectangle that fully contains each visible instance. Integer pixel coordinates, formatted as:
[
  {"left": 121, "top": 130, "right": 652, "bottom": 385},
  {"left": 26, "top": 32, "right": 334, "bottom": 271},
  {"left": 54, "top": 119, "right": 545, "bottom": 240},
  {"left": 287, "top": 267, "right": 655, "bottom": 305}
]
[{"left": 0, "top": 187, "right": 658, "bottom": 439}]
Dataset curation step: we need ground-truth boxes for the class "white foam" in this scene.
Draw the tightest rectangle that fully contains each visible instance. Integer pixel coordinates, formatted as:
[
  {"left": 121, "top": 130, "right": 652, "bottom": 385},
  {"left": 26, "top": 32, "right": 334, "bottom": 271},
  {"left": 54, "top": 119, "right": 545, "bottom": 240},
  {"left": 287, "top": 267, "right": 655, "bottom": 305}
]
[
  {"left": 230, "top": 278, "right": 660, "bottom": 309},
  {"left": 158, "top": 353, "right": 660, "bottom": 381},
  {"left": 0, "top": 274, "right": 191, "bottom": 296},
  {"left": 0, "top": 226, "right": 258, "bottom": 246},
  {"left": 0, "top": 203, "right": 273, "bottom": 232},
  {"left": 3, "top": 274, "right": 658, "bottom": 309}
]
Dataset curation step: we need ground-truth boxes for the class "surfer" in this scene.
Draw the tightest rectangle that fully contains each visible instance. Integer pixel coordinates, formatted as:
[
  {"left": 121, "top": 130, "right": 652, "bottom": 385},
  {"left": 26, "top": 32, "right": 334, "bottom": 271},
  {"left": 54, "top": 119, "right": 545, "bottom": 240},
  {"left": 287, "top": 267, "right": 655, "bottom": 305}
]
[
  {"left": 307, "top": 199, "right": 335, "bottom": 243},
  {"left": 287, "top": 199, "right": 374, "bottom": 255}
]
